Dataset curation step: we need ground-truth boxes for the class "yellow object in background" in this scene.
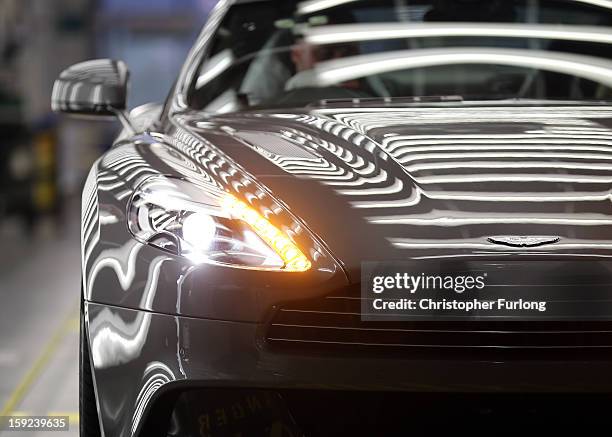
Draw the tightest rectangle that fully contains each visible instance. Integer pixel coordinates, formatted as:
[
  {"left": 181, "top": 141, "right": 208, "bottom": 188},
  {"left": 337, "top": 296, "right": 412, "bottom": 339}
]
[{"left": 33, "top": 131, "right": 57, "bottom": 212}]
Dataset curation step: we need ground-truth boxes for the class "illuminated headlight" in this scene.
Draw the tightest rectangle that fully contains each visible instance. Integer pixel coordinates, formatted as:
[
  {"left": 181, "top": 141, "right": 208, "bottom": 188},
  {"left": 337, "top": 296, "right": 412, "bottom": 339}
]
[{"left": 128, "top": 176, "right": 311, "bottom": 272}]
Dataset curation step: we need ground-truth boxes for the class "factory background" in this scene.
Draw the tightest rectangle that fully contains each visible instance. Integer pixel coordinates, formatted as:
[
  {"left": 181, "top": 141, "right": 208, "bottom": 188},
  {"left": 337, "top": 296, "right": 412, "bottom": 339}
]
[{"left": 0, "top": 1, "right": 215, "bottom": 431}]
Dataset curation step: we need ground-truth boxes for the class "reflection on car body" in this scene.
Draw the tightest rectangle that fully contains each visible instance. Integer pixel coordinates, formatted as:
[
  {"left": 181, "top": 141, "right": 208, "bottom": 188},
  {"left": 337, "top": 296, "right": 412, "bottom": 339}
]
[{"left": 52, "top": 0, "right": 612, "bottom": 435}]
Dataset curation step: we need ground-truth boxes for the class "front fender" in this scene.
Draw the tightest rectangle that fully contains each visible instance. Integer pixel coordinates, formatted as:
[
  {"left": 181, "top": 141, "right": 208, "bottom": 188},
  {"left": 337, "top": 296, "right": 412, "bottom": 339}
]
[{"left": 82, "top": 134, "right": 347, "bottom": 323}]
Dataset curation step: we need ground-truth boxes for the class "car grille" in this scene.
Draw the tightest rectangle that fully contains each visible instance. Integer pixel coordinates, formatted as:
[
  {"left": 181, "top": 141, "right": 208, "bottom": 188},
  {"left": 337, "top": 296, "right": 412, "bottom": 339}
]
[{"left": 266, "top": 285, "right": 612, "bottom": 360}]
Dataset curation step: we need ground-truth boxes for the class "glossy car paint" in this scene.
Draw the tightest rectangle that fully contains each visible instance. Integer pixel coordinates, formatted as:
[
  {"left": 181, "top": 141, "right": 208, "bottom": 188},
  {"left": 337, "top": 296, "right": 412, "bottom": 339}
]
[
  {"left": 77, "top": 1, "right": 612, "bottom": 436},
  {"left": 52, "top": 59, "right": 129, "bottom": 116},
  {"left": 85, "top": 102, "right": 612, "bottom": 436}
]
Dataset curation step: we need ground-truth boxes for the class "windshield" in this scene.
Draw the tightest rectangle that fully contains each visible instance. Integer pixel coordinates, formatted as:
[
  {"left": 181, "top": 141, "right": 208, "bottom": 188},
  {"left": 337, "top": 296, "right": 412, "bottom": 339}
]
[{"left": 187, "top": 0, "right": 612, "bottom": 112}]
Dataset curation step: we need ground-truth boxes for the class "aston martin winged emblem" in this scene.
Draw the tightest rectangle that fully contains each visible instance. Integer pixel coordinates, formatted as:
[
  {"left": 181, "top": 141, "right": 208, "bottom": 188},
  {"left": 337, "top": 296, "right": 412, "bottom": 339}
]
[{"left": 487, "top": 235, "right": 560, "bottom": 248}]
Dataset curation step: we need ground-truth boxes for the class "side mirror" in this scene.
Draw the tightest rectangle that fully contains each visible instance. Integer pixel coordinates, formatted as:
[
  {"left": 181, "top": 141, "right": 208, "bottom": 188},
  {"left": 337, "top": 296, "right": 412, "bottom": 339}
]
[{"left": 51, "top": 59, "right": 129, "bottom": 117}]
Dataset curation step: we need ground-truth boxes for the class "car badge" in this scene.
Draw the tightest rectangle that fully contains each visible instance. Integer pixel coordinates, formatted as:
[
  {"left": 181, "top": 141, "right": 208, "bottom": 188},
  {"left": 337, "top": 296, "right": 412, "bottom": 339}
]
[{"left": 487, "top": 235, "right": 560, "bottom": 248}]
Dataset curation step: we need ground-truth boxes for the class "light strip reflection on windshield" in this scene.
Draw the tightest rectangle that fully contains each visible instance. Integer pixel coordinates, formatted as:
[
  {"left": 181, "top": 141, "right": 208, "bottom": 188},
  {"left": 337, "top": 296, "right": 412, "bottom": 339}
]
[
  {"left": 297, "top": 0, "right": 359, "bottom": 15},
  {"left": 305, "top": 23, "right": 612, "bottom": 46},
  {"left": 296, "top": 48, "right": 612, "bottom": 90},
  {"left": 298, "top": 0, "right": 612, "bottom": 15}
]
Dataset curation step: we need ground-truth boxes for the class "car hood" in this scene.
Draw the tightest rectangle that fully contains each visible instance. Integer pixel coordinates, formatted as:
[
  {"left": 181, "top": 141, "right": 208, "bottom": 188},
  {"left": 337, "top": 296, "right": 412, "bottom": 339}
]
[{"left": 177, "top": 103, "right": 612, "bottom": 279}]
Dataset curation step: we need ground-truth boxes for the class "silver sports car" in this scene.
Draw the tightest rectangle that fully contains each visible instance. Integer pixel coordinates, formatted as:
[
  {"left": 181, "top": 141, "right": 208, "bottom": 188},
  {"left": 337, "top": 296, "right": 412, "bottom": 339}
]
[{"left": 52, "top": 0, "right": 612, "bottom": 435}]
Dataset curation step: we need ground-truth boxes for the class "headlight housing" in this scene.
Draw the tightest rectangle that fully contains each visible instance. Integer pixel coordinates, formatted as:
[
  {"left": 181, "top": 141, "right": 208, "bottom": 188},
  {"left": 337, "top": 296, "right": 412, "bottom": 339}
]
[{"left": 127, "top": 176, "right": 311, "bottom": 272}]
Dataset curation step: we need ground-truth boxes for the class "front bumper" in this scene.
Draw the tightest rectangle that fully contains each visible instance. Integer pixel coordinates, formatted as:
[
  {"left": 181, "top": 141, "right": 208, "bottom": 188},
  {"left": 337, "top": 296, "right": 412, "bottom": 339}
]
[{"left": 86, "top": 302, "right": 612, "bottom": 437}]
